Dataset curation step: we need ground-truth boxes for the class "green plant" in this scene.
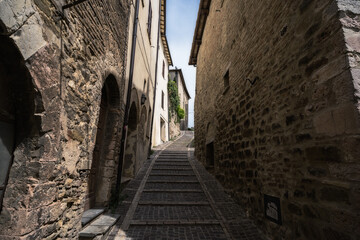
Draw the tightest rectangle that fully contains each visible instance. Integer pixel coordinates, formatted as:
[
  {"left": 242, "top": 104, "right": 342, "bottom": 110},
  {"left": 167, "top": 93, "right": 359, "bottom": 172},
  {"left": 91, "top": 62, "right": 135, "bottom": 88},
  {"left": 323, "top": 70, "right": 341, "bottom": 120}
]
[
  {"left": 168, "top": 80, "right": 185, "bottom": 122},
  {"left": 177, "top": 106, "right": 185, "bottom": 119},
  {"left": 168, "top": 80, "right": 180, "bottom": 114}
]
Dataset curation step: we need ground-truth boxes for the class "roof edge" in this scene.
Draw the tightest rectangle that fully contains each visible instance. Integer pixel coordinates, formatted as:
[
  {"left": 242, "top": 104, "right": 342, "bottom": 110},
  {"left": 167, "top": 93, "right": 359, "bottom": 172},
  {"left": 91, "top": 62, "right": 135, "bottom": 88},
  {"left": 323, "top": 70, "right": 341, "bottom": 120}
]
[
  {"left": 160, "top": 0, "right": 173, "bottom": 65},
  {"left": 188, "top": 0, "right": 212, "bottom": 66},
  {"left": 169, "top": 69, "right": 191, "bottom": 99}
]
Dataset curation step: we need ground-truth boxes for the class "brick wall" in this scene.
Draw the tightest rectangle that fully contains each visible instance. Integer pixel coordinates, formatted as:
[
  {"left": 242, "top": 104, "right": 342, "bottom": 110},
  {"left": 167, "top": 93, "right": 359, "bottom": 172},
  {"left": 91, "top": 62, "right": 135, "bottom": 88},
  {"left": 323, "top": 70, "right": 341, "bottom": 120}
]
[
  {"left": 194, "top": 0, "right": 360, "bottom": 239},
  {"left": 0, "top": 0, "right": 130, "bottom": 238}
]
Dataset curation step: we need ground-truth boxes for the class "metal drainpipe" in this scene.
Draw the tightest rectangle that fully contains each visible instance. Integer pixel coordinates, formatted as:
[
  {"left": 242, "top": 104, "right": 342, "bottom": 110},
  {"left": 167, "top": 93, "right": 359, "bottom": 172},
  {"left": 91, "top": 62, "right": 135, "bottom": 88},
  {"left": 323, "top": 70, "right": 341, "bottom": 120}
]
[
  {"left": 115, "top": 0, "right": 140, "bottom": 193},
  {"left": 148, "top": 0, "right": 162, "bottom": 150}
]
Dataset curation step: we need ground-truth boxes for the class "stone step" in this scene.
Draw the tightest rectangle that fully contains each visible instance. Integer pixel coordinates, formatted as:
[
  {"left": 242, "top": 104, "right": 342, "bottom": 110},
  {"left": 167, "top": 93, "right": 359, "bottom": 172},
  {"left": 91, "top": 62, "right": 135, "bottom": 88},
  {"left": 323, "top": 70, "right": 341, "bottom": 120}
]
[
  {"left": 130, "top": 220, "right": 220, "bottom": 225},
  {"left": 155, "top": 160, "right": 189, "bottom": 163},
  {"left": 138, "top": 201, "right": 209, "bottom": 205},
  {"left": 149, "top": 173, "right": 195, "bottom": 176},
  {"left": 154, "top": 163, "right": 190, "bottom": 166},
  {"left": 143, "top": 189, "right": 203, "bottom": 193},
  {"left": 147, "top": 180, "right": 198, "bottom": 183},
  {"left": 79, "top": 214, "right": 120, "bottom": 239},
  {"left": 152, "top": 167, "right": 193, "bottom": 170},
  {"left": 81, "top": 208, "right": 105, "bottom": 227},
  {"left": 157, "top": 158, "right": 188, "bottom": 160}
]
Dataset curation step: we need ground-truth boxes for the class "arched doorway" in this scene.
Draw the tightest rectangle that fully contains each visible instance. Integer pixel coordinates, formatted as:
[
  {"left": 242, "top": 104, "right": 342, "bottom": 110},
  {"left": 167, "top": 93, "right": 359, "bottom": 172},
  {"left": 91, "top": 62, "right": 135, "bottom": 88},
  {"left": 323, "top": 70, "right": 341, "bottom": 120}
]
[
  {"left": 86, "top": 75, "right": 121, "bottom": 209},
  {"left": 136, "top": 106, "right": 148, "bottom": 173},
  {"left": 0, "top": 34, "right": 39, "bottom": 211},
  {"left": 205, "top": 122, "right": 216, "bottom": 168},
  {"left": 122, "top": 101, "right": 138, "bottom": 179}
]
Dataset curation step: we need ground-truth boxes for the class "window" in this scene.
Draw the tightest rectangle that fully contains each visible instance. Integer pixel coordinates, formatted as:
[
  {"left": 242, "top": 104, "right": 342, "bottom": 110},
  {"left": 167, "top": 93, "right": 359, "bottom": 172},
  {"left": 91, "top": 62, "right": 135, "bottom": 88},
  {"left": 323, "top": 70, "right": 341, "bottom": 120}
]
[
  {"left": 223, "top": 69, "right": 229, "bottom": 94},
  {"left": 224, "top": 70, "right": 229, "bottom": 88},
  {"left": 147, "top": 1, "right": 152, "bottom": 38},
  {"left": 160, "top": 117, "right": 166, "bottom": 142},
  {"left": 143, "top": 79, "right": 146, "bottom": 92},
  {"left": 162, "top": 61, "right": 165, "bottom": 78},
  {"left": 161, "top": 91, "right": 164, "bottom": 109},
  {"left": 206, "top": 142, "right": 215, "bottom": 167},
  {"left": 146, "top": 108, "right": 152, "bottom": 137}
]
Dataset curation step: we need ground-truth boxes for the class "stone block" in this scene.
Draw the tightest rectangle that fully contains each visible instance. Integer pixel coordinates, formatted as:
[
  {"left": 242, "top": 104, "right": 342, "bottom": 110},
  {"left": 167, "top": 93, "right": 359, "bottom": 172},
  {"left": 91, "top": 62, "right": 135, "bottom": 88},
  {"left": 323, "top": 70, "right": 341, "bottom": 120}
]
[
  {"left": 79, "top": 214, "right": 120, "bottom": 238},
  {"left": 328, "top": 163, "right": 360, "bottom": 181},
  {"left": 314, "top": 103, "right": 359, "bottom": 136},
  {"left": 344, "top": 28, "right": 360, "bottom": 52},
  {"left": 29, "top": 183, "right": 57, "bottom": 208},
  {"left": 305, "top": 146, "right": 342, "bottom": 162},
  {"left": 320, "top": 186, "right": 349, "bottom": 203},
  {"left": 287, "top": 202, "right": 302, "bottom": 216},
  {"left": 337, "top": 0, "right": 360, "bottom": 14},
  {"left": 0, "top": 0, "right": 35, "bottom": 33},
  {"left": 10, "top": 12, "right": 47, "bottom": 60},
  {"left": 81, "top": 208, "right": 105, "bottom": 226}
]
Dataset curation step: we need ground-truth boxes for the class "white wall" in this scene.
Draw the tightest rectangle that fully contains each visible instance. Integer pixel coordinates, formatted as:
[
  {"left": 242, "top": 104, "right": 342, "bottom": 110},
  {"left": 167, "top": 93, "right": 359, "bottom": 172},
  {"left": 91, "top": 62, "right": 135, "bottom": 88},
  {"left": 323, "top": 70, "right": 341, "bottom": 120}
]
[{"left": 152, "top": 38, "right": 170, "bottom": 146}]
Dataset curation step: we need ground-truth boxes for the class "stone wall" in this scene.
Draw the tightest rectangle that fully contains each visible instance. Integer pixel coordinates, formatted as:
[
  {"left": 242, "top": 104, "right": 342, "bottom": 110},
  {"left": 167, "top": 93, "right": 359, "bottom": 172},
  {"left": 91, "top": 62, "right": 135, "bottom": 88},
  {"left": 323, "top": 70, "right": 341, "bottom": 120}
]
[
  {"left": 0, "top": 0, "right": 130, "bottom": 239},
  {"left": 194, "top": 0, "right": 360, "bottom": 239},
  {"left": 169, "top": 113, "right": 181, "bottom": 140}
]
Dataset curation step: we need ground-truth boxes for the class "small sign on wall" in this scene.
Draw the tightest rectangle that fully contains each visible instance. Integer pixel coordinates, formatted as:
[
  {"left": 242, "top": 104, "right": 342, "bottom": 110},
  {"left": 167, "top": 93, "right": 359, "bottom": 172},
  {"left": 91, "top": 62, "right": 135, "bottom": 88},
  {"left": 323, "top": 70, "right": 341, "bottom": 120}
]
[{"left": 264, "top": 194, "right": 282, "bottom": 225}]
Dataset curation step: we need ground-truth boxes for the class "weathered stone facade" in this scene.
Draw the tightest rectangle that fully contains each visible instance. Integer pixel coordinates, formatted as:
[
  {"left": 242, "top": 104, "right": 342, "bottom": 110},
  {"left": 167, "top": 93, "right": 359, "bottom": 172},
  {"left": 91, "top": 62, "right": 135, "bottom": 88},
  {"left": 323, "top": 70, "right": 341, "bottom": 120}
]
[
  {"left": 169, "top": 69, "right": 191, "bottom": 132},
  {"left": 0, "top": 0, "right": 130, "bottom": 239},
  {"left": 191, "top": 0, "right": 360, "bottom": 239},
  {"left": 168, "top": 114, "right": 181, "bottom": 140},
  {"left": 122, "top": 0, "right": 169, "bottom": 179}
]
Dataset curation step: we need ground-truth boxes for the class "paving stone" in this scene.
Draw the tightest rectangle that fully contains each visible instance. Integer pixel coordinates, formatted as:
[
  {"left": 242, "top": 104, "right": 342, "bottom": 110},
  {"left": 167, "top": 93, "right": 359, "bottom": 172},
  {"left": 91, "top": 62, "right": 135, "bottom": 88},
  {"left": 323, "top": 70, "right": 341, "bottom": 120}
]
[
  {"left": 125, "top": 180, "right": 142, "bottom": 189},
  {"left": 215, "top": 203, "right": 246, "bottom": 221},
  {"left": 133, "top": 205, "right": 216, "bottom": 221},
  {"left": 109, "top": 132, "right": 265, "bottom": 240},
  {"left": 148, "top": 175, "right": 198, "bottom": 181},
  {"left": 125, "top": 225, "right": 227, "bottom": 240},
  {"left": 152, "top": 166, "right": 193, "bottom": 170},
  {"left": 140, "top": 192, "right": 208, "bottom": 202},
  {"left": 208, "top": 190, "right": 233, "bottom": 203},
  {"left": 151, "top": 170, "right": 194, "bottom": 175},
  {"left": 144, "top": 182, "right": 202, "bottom": 190}
]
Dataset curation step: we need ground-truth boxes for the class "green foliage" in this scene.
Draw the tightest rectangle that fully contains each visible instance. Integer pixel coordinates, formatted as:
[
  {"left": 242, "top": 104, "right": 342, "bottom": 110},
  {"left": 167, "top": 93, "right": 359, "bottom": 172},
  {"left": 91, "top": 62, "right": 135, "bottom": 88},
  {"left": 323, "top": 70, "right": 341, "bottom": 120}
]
[
  {"left": 177, "top": 106, "right": 185, "bottom": 119},
  {"left": 168, "top": 80, "right": 180, "bottom": 116},
  {"left": 168, "top": 79, "right": 186, "bottom": 122}
]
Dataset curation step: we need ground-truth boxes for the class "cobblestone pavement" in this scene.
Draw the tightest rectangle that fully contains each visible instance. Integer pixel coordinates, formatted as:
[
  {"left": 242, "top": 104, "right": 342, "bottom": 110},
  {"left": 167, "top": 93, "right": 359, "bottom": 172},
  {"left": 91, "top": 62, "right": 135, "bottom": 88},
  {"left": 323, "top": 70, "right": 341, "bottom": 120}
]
[{"left": 107, "top": 132, "right": 265, "bottom": 240}]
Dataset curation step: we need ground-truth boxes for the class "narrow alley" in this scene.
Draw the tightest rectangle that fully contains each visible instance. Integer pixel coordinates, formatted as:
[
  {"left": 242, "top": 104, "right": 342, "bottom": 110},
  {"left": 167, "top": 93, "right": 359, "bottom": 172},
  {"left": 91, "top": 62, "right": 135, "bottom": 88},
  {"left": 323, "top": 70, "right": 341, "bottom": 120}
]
[
  {"left": 0, "top": 0, "right": 359, "bottom": 239},
  {"left": 106, "top": 132, "right": 265, "bottom": 239}
]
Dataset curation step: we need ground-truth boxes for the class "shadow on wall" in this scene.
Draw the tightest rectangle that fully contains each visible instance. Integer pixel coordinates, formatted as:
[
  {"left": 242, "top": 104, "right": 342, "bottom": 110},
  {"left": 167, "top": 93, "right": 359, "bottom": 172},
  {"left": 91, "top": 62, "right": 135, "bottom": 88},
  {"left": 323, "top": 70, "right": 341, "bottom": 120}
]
[
  {"left": 0, "top": 34, "right": 43, "bottom": 213},
  {"left": 123, "top": 101, "right": 138, "bottom": 179},
  {"left": 86, "top": 74, "right": 121, "bottom": 210}
]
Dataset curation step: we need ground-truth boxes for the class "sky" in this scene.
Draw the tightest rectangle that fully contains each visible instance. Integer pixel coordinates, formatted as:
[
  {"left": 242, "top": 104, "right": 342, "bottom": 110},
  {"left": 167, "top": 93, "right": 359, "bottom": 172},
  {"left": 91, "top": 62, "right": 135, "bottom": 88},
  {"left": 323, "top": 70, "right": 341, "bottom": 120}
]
[{"left": 166, "top": 0, "right": 200, "bottom": 128}]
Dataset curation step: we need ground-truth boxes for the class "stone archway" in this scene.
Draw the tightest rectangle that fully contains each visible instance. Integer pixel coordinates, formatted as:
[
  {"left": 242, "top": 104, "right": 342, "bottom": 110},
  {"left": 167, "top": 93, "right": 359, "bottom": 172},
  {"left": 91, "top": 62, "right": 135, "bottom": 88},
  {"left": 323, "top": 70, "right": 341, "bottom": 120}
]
[
  {"left": 205, "top": 122, "right": 216, "bottom": 168},
  {"left": 122, "top": 101, "right": 138, "bottom": 179},
  {"left": 0, "top": 34, "right": 41, "bottom": 211},
  {"left": 86, "top": 74, "right": 121, "bottom": 209}
]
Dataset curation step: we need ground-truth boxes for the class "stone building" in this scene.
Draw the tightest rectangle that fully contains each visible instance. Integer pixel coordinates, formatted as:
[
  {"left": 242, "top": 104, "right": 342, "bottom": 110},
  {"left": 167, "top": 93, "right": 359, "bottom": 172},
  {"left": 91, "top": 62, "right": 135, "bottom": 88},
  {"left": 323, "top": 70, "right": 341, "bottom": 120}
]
[
  {"left": 151, "top": 2, "right": 173, "bottom": 147},
  {"left": 190, "top": 0, "right": 360, "bottom": 239},
  {"left": 169, "top": 68, "right": 191, "bottom": 132},
  {"left": 0, "top": 0, "right": 167, "bottom": 238},
  {"left": 121, "top": 0, "right": 166, "bottom": 180}
]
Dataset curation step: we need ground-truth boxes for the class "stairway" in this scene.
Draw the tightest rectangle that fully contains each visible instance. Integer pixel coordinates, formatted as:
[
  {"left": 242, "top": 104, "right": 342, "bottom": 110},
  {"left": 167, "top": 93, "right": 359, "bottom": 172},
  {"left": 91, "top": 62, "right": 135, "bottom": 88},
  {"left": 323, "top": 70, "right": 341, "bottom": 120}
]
[{"left": 105, "top": 131, "right": 265, "bottom": 239}]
